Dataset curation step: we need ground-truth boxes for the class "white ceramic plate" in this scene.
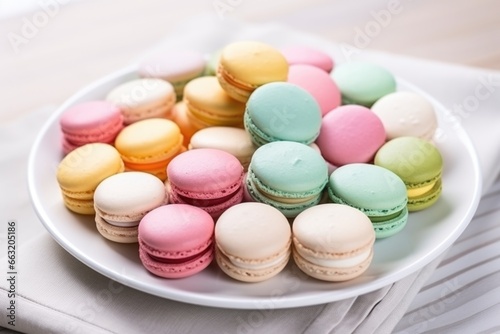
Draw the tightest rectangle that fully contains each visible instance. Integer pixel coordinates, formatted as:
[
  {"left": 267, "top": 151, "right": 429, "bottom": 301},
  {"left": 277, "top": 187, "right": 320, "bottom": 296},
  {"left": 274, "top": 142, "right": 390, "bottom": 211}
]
[{"left": 28, "top": 66, "right": 481, "bottom": 309}]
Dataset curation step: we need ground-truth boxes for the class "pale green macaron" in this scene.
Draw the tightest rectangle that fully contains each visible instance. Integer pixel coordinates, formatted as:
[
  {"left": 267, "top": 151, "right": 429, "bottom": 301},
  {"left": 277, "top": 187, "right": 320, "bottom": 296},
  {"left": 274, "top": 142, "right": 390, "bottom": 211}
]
[
  {"left": 246, "top": 141, "right": 329, "bottom": 218},
  {"left": 332, "top": 61, "right": 396, "bottom": 107},
  {"left": 328, "top": 163, "right": 408, "bottom": 239},
  {"left": 244, "top": 82, "right": 322, "bottom": 147},
  {"left": 374, "top": 136, "right": 443, "bottom": 211}
]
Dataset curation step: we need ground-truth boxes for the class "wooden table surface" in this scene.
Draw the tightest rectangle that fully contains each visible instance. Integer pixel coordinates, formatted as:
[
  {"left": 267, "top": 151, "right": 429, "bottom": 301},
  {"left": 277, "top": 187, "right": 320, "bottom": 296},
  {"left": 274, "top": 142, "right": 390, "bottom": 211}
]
[{"left": 1, "top": 0, "right": 499, "bottom": 122}]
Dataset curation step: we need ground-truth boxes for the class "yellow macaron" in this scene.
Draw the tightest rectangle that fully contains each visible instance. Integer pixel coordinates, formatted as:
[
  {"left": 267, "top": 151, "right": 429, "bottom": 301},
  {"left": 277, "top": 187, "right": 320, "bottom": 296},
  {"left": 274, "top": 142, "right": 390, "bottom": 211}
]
[
  {"left": 183, "top": 76, "right": 246, "bottom": 129},
  {"left": 114, "top": 118, "right": 185, "bottom": 181},
  {"left": 216, "top": 41, "right": 289, "bottom": 102},
  {"left": 56, "top": 143, "right": 124, "bottom": 215}
]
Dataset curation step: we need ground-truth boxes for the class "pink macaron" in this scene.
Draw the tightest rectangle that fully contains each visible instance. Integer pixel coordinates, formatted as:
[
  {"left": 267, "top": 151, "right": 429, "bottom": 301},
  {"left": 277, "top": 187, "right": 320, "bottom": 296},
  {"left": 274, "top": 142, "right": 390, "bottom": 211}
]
[
  {"left": 59, "top": 100, "right": 124, "bottom": 154},
  {"left": 138, "top": 204, "right": 215, "bottom": 279},
  {"left": 280, "top": 46, "right": 334, "bottom": 73},
  {"left": 316, "top": 105, "right": 386, "bottom": 167},
  {"left": 287, "top": 64, "right": 341, "bottom": 116},
  {"left": 166, "top": 148, "right": 244, "bottom": 219}
]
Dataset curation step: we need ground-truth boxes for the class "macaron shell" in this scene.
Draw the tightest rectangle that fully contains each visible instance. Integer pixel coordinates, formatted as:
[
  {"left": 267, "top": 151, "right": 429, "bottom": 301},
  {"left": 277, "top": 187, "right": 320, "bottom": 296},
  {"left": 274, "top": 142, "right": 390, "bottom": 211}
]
[
  {"left": 138, "top": 50, "right": 206, "bottom": 98},
  {"left": 115, "top": 118, "right": 183, "bottom": 164},
  {"left": 139, "top": 243, "right": 213, "bottom": 279},
  {"left": 215, "top": 247, "right": 290, "bottom": 283},
  {"left": 280, "top": 46, "right": 334, "bottom": 72},
  {"left": 248, "top": 141, "right": 328, "bottom": 197},
  {"left": 60, "top": 100, "right": 124, "bottom": 146},
  {"left": 93, "top": 172, "right": 167, "bottom": 223},
  {"left": 316, "top": 105, "right": 386, "bottom": 167},
  {"left": 188, "top": 126, "right": 256, "bottom": 169},
  {"left": 183, "top": 76, "right": 245, "bottom": 127},
  {"left": 327, "top": 163, "right": 408, "bottom": 217},
  {"left": 374, "top": 136, "right": 443, "bottom": 185},
  {"left": 332, "top": 61, "right": 396, "bottom": 107},
  {"left": 287, "top": 64, "right": 341, "bottom": 116},
  {"left": 172, "top": 102, "right": 200, "bottom": 146},
  {"left": 218, "top": 41, "right": 288, "bottom": 87},
  {"left": 106, "top": 79, "right": 176, "bottom": 124},
  {"left": 215, "top": 202, "right": 291, "bottom": 282},
  {"left": 292, "top": 247, "right": 373, "bottom": 282},
  {"left": 244, "top": 82, "right": 322, "bottom": 146},
  {"left": 167, "top": 148, "right": 244, "bottom": 199},
  {"left": 56, "top": 143, "right": 124, "bottom": 210},
  {"left": 138, "top": 204, "right": 214, "bottom": 257},
  {"left": 217, "top": 41, "right": 288, "bottom": 102},
  {"left": 60, "top": 195, "right": 95, "bottom": 215},
  {"left": 292, "top": 204, "right": 375, "bottom": 258},
  {"left": 95, "top": 215, "right": 139, "bottom": 243},
  {"left": 371, "top": 91, "right": 438, "bottom": 140}
]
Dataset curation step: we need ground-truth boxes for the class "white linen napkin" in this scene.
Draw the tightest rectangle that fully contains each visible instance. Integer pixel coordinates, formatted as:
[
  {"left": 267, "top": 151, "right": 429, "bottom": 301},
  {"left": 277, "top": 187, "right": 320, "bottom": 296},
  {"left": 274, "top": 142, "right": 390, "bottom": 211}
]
[{"left": 1, "top": 16, "right": 499, "bottom": 334}]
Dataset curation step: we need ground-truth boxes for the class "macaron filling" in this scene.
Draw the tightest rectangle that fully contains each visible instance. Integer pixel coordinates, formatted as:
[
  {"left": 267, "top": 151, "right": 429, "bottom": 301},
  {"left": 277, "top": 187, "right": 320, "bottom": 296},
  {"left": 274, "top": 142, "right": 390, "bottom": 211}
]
[
  {"left": 295, "top": 247, "right": 372, "bottom": 268},
  {"left": 149, "top": 243, "right": 213, "bottom": 265},
  {"left": 101, "top": 218, "right": 141, "bottom": 228},
  {"left": 407, "top": 181, "right": 437, "bottom": 198},
  {"left": 223, "top": 248, "right": 290, "bottom": 271}
]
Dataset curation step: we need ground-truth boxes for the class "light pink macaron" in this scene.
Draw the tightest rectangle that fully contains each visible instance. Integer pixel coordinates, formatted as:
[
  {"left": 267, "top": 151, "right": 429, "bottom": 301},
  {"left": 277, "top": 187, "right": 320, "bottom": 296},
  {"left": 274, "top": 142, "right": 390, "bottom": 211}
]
[
  {"left": 59, "top": 100, "right": 124, "bottom": 154},
  {"left": 316, "top": 105, "right": 386, "bottom": 167},
  {"left": 166, "top": 148, "right": 244, "bottom": 219},
  {"left": 280, "top": 46, "right": 334, "bottom": 73},
  {"left": 138, "top": 50, "right": 206, "bottom": 99},
  {"left": 287, "top": 64, "right": 341, "bottom": 116},
  {"left": 138, "top": 204, "right": 215, "bottom": 279}
]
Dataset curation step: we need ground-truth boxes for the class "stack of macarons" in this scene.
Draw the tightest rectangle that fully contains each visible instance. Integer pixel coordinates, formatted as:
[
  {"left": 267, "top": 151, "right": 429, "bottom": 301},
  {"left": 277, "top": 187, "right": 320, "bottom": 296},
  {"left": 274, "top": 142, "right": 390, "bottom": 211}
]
[{"left": 54, "top": 40, "right": 446, "bottom": 283}]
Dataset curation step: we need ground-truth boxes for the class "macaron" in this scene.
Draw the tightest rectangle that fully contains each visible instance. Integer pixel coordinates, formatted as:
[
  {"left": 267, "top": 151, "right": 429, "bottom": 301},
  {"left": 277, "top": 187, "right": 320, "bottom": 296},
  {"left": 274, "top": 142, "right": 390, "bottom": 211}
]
[
  {"left": 374, "top": 136, "right": 443, "bottom": 211},
  {"left": 280, "top": 45, "right": 334, "bottom": 72},
  {"left": 166, "top": 148, "right": 244, "bottom": 219},
  {"left": 328, "top": 163, "right": 408, "bottom": 238},
  {"left": 246, "top": 141, "right": 329, "bottom": 218},
  {"left": 287, "top": 64, "right": 341, "bottom": 116},
  {"left": 332, "top": 61, "right": 396, "bottom": 107},
  {"left": 244, "top": 82, "right": 322, "bottom": 146},
  {"left": 137, "top": 50, "right": 206, "bottom": 99},
  {"left": 315, "top": 105, "right": 386, "bottom": 167},
  {"left": 114, "top": 118, "right": 185, "bottom": 181},
  {"left": 188, "top": 126, "right": 256, "bottom": 170},
  {"left": 215, "top": 202, "right": 292, "bottom": 283},
  {"left": 292, "top": 203, "right": 376, "bottom": 282},
  {"left": 183, "top": 76, "right": 246, "bottom": 129},
  {"left": 216, "top": 41, "right": 288, "bottom": 102},
  {"left": 93, "top": 172, "right": 168, "bottom": 243},
  {"left": 56, "top": 143, "right": 124, "bottom": 215},
  {"left": 138, "top": 204, "right": 215, "bottom": 279},
  {"left": 171, "top": 101, "right": 199, "bottom": 147},
  {"left": 204, "top": 49, "right": 221, "bottom": 76},
  {"left": 106, "top": 78, "right": 176, "bottom": 124},
  {"left": 59, "top": 100, "right": 124, "bottom": 154},
  {"left": 371, "top": 91, "right": 438, "bottom": 140}
]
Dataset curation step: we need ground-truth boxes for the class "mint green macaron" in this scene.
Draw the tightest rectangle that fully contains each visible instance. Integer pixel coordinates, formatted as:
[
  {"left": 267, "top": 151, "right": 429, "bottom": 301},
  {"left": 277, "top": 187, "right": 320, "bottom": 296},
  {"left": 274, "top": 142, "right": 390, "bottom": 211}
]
[
  {"left": 374, "top": 136, "right": 443, "bottom": 211},
  {"left": 332, "top": 61, "right": 396, "bottom": 107},
  {"left": 246, "top": 141, "right": 328, "bottom": 218},
  {"left": 244, "top": 82, "right": 322, "bottom": 146},
  {"left": 328, "top": 163, "right": 408, "bottom": 239}
]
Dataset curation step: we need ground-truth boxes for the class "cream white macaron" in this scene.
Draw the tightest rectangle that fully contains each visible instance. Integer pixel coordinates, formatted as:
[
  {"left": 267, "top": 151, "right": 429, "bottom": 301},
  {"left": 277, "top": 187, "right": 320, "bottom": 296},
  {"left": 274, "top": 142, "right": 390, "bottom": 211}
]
[
  {"left": 292, "top": 203, "right": 375, "bottom": 282},
  {"left": 215, "top": 202, "right": 291, "bottom": 282},
  {"left": 371, "top": 91, "right": 438, "bottom": 140},
  {"left": 94, "top": 171, "right": 167, "bottom": 243}
]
